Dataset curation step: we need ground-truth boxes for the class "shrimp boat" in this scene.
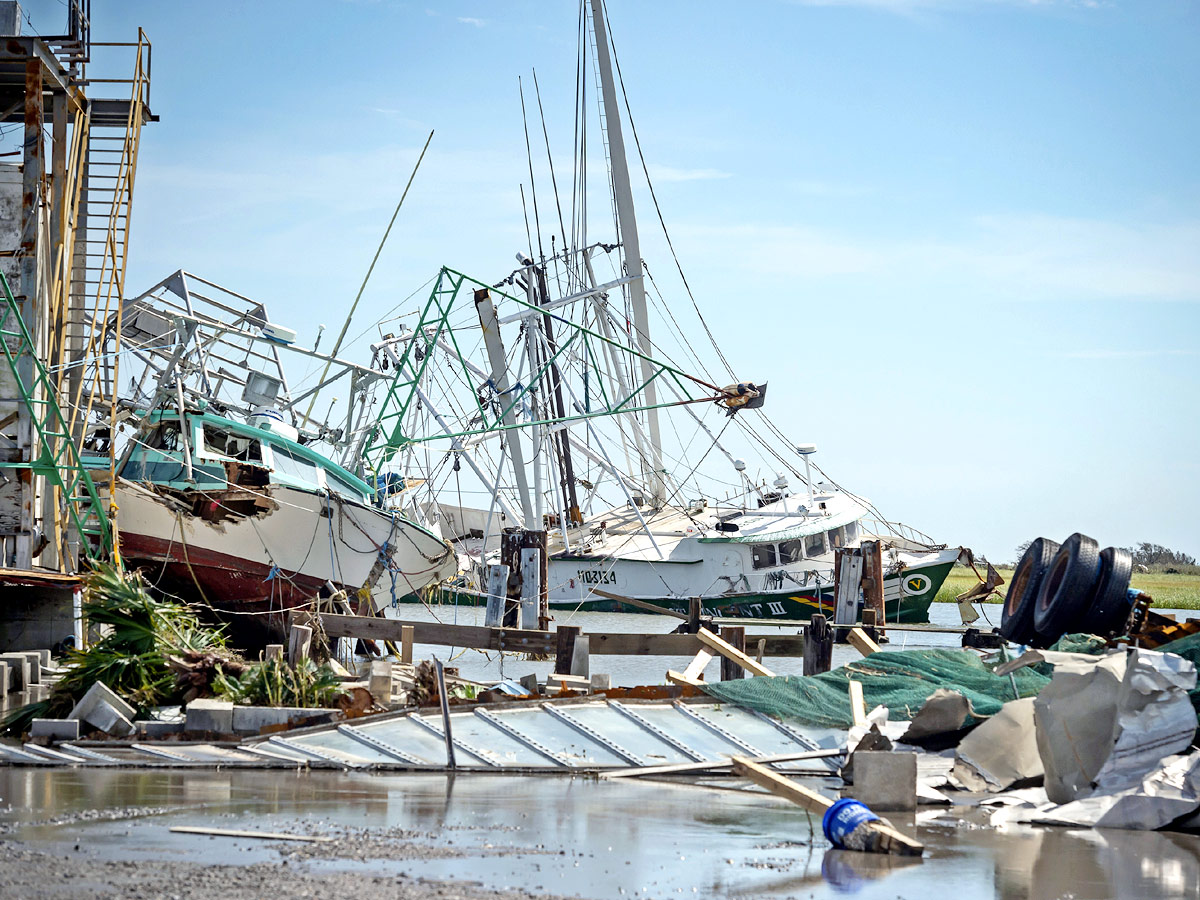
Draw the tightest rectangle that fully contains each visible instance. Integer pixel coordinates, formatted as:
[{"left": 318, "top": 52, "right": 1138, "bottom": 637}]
[
  {"left": 355, "top": 5, "right": 964, "bottom": 626},
  {"left": 82, "top": 270, "right": 455, "bottom": 641}
]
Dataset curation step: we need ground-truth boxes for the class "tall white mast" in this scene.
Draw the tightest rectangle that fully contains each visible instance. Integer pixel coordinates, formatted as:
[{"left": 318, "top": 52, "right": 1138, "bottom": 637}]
[{"left": 588, "top": 0, "right": 666, "bottom": 507}]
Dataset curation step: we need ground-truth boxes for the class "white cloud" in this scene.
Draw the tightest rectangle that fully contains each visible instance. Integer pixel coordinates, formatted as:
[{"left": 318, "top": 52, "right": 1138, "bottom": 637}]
[
  {"left": 671, "top": 214, "right": 1200, "bottom": 303},
  {"left": 457, "top": 16, "right": 486, "bottom": 27},
  {"left": 645, "top": 165, "right": 732, "bottom": 183}
]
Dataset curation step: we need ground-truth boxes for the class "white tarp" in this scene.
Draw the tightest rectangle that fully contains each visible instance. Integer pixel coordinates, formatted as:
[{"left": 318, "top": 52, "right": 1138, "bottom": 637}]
[{"left": 1034, "top": 648, "right": 1197, "bottom": 805}]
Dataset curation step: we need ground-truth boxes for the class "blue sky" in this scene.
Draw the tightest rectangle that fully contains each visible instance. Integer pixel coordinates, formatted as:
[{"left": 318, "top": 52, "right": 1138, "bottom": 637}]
[{"left": 20, "top": 0, "right": 1200, "bottom": 563}]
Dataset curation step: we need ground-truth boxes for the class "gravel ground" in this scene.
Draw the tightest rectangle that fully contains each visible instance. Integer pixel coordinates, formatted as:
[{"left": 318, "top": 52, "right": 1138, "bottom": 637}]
[{"left": 0, "top": 841, "right": 580, "bottom": 900}]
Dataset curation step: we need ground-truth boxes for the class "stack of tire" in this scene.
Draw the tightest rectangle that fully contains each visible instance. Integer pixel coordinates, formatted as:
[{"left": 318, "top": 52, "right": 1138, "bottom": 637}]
[{"left": 1000, "top": 533, "right": 1133, "bottom": 646}]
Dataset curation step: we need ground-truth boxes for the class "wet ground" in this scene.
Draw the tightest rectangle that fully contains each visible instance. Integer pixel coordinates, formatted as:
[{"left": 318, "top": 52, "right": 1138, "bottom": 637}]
[{"left": 2, "top": 767, "right": 1199, "bottom": 899}]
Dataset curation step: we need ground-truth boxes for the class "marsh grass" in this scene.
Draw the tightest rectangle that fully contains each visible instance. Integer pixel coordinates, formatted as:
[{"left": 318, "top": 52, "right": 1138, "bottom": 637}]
[{"left": 934, "top": 566, "right": 1200, "bottom": 610}]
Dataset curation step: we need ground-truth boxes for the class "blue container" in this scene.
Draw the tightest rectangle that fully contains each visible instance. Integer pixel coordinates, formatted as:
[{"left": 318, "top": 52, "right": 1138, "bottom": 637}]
[{"left": 822, "top": 798, "right": 879, "bottom": 848}]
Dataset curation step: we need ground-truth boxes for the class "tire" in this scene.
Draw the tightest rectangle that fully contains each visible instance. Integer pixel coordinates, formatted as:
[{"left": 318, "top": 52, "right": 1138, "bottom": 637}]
[
  {"left": 1088, "top": 547, "right": 1134, "bottom": 636},
  {"left": 1000, "top": 538, "right": 1061, "bottom": 644},
  {"left": 1033, "top": 532, "right": 1101, "bottom": 641}
]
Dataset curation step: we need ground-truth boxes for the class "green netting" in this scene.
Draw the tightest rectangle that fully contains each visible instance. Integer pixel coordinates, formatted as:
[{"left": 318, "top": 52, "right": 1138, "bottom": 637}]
[
  {"left": 1158, "top": 632, "right": 1200, "bottom": 724},
  {"left": 1048, "top": 633, "right": 1109, "bottom": 655},
  {"left": 700, "top": 649, "right": 1051, "bottom": 729}
]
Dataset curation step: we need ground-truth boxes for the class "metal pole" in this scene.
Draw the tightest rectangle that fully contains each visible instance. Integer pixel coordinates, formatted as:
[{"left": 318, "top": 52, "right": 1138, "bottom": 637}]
[{"left": 588, "top": 0, "right": 666, "bottom": 506}]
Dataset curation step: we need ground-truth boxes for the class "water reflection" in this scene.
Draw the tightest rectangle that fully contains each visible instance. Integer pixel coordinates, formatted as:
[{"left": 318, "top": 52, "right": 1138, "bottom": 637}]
[
  {"left": 961, "top": 821, "right": 1200, "bottom": 899},
  {"left": 2, "top": 768, "right": 1199, "bottom": 900}
]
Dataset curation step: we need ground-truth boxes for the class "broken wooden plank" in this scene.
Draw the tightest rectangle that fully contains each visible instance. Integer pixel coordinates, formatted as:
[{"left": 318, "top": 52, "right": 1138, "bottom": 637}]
[
  {"left": 666, "top": 669, "right": 704, "bottom": 688},
  {"left": 848, "top": 680, "right": 867, "bottom": 727},
  {"left": 846, "top": 626, "right": 881, "bottom": 657},
  {"left": 169, "top": 826, "right": 332, "bottom": 843},
  {"left": 400, "top": 625, "right": 414, "bottom": 666},
  {"left": 681, "top": 648, "right": 715, "bottom": 682},
  {"left": 696, "top": 628, "right": 775, "bottom": 677},
  {"left": 731, "top": 757, "right": 924, "bottom": 856}
]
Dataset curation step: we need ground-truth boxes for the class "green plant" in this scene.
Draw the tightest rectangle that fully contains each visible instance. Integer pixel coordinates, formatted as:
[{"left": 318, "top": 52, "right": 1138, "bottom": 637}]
[
  {"left": 3, "top": 561, "right": 238, "bottom": 735},
  {"left": 213, "top": 656, "right": 343, "bottom": 709}
]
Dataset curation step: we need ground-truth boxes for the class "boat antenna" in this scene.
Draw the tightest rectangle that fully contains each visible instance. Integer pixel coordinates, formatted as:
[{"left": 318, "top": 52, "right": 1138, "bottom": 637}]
[
  {"left": 519, "top": 76, "right": 546, "bottom": 265},
  {"left": 302, "top": 129, "right": 434, "bottom": 426}
]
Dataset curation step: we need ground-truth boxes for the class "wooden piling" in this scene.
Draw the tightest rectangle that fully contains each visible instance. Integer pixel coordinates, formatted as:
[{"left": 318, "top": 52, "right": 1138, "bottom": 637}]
[
  {"left": 719, "top": 625, "right": 747, "bottom": 681},
  {"left": 555, "top": 625, "right": 580, "bottom": 675},
  {"left": 803, "top": 614, "right": 833, "bottom": 675}
]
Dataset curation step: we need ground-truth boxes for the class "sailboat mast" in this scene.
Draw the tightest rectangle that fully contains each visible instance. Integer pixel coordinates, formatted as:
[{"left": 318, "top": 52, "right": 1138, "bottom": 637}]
[{"left": 588, "top": 0, "right": 666, "bottom": 507}]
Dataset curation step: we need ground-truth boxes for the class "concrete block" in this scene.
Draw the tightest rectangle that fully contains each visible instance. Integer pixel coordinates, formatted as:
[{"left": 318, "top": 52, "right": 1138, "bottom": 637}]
[
  {"left": 0, "top": 662, "right": 8, "bottom": 694},
  {"left": 368, "top": 660, "right": 393, "bottom": 705},
  {"left": 69, "top": 681, "right": 137, "bottom": 736},
  {"left": 31, "top": 718, "right": 79, "bottom": 740},
  {"left": 135, "top": 720, "right": 184, "bottom": 738},
  {"left": 185, "top": 698, "right": 234, "bottom": 734},
  {"left": 0, "top": 653, "right": 29, "bottom": 690},
  {"left": 851, "top": 751, "right": 918, "bottom": 811},
  {"left": 26, "top": 683, "right": 47, "bottom": 702},
  {"left": 590, "top": 673, "right": 611, "bottom": 690},
  {"left": 231, "top": 705, "right": 334, "bottom": 734},
  {"left": 20, "top": 651, "right": 40, "bottom": 684}
]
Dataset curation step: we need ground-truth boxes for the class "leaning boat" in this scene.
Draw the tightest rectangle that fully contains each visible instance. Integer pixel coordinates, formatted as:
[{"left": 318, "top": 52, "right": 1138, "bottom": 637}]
[{"left": 77, "top": 269, "right": 456, "bottom": 641}]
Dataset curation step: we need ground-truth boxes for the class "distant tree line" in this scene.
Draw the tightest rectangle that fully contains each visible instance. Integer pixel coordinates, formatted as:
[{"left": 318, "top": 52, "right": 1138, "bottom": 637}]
[{"left": 1009, "top": 540, "right": 1196, "bottom": 573}]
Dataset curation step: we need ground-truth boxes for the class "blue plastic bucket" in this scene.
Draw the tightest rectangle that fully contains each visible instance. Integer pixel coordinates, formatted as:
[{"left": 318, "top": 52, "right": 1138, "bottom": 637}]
[{"left": 822, "top": 798, "right": 879, "bottom": 848}]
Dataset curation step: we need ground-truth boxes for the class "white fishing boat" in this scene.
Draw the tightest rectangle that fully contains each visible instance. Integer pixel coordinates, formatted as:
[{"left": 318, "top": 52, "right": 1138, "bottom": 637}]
[{"left": 354, "top": 1, "right": 966, "bottom": 624}]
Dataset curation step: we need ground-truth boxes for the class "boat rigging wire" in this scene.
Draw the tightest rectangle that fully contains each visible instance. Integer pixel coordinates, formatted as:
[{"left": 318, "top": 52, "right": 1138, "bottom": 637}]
[{"left": 303, "top": 129, "right": 435, "bottom": 423}]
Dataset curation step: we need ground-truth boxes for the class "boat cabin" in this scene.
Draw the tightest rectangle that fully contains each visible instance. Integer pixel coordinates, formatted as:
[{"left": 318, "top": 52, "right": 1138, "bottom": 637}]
[{"left": 120, "top": 411, "right": 374, "bottom": 505}]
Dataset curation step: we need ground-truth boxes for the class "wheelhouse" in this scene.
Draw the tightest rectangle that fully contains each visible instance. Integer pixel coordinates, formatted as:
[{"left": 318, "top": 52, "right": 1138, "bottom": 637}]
[
  {"left": 748, "top": 520, "right": 860, "bottom": 570},
  {"left": 121, "top": 411, "right": 374, "bottom": 504}
]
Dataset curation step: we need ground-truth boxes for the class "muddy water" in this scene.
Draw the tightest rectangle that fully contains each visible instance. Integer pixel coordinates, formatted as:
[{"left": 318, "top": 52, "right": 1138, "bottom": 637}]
[{"left": 2, "top": 767, "right": 1198, "bottom": 899}]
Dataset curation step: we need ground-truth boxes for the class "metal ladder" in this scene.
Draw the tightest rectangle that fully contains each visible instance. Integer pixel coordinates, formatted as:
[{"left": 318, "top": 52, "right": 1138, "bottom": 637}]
[{"left": 0, "top": 273, "right": 112, "bottom": 565}]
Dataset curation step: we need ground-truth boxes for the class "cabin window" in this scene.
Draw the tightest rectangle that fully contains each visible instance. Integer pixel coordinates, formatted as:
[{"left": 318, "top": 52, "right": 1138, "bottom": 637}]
[
  {"left": 805, "top": 531, "right": 826, "bottom": 558},
  {"left": 751, "top": 544, "right": 777, "bottom": 569},
  {"left": 122, "top": 422, "right": 225, "bottom": 487},
  {"left": 325, "top": 471, "right": 368, "bottom": 503},
  {"left": 202, "top": 425, "right": 263, "bottom": 463},
  {"left": 269, "top": 447, "right": 322, "bottom": 490},
  {"left": 827, "top": 526, "right": 845, "bottom": 550},
  {"left": 844, "top": 521, "right": 858, "bottom": 544},
  {"left": 779, "top": 539, "right": 804, "bottom": 564}
]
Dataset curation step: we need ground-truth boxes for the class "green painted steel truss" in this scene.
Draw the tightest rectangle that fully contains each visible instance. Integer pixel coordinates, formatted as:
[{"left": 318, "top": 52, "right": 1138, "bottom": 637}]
[{"left": 359, "top": 267, "right": 721, "bottom": 473}]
